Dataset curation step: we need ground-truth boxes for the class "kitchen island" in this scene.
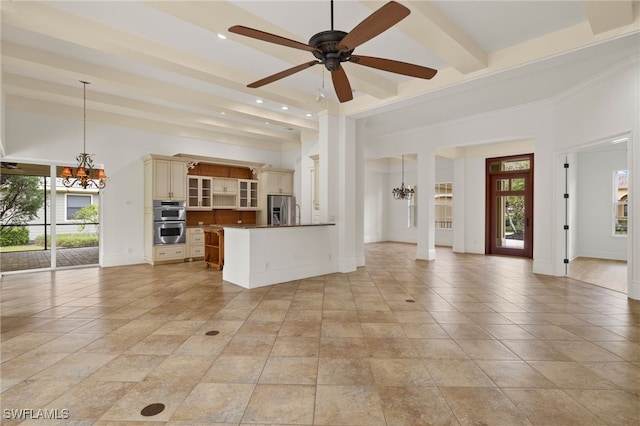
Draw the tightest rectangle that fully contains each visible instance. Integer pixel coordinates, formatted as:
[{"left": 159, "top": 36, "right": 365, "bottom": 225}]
[{"left": 222, "top": 223, "right": 336, "bottom": 289}]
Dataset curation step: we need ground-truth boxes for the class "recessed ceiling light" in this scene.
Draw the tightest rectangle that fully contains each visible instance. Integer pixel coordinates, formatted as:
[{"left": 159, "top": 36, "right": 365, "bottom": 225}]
[
  {"left": 221, "top": 112, "right": 226, "bottom": 115},
  {"left": 281, "top": 106, "right": 289, "bottom": 110},
  {"left": 256, "top": 99, "right": 263, "bottom": 104},
  {"left": 265, "top": 121, "right": 270, "bottom": 125},
  {"left": 305, "top": 113, "right": 313, "bottom": 117},
  {"left": 217, "top": 33, "right": 227, "bottom": 39}
]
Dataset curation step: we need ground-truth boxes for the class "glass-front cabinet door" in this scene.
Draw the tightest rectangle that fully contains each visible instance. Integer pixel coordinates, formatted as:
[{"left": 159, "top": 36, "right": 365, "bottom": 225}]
[
  {"left": 237, "top": 179, "right": 259, "bottom": 210},
  {"left": 187, "top": 176, "right": 213, "bottom": 210}
]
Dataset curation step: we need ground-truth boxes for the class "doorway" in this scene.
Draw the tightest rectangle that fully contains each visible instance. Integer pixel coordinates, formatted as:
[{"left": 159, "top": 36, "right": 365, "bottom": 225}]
[
  {"left": 485, "top": 154, "right": 534, "bottom": 258},
  {"left": 564, "top": 140, "right": 628, "bottom": 293}
]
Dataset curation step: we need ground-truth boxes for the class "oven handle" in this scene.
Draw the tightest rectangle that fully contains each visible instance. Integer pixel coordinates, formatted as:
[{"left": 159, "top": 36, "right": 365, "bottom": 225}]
[
  {"left": 154, "top": 206, "right": 184, "bottom": 211},
  {"left": 156, "top": 220, "right": 185, "bottom": 225}
]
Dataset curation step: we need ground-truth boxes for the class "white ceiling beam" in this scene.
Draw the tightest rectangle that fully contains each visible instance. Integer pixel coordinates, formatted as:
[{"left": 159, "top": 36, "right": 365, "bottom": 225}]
[
  {"left": 2, "top": 42, "right": 318, "bottom": 133},
  {"left": 7, "top": 95, "right": 286, "bottom": 152},
  {"left": 3, "top": 74, "right": 300, "bottom": 144},
  {"left": 0, "top": 0, "right": 321, "bottom": 113},
  {"left": 149, "top": 0, "right": 398, "bottom": 100},
  {"left": 582, "top": 0, "right": 634, "bottom": 34},
  {"left": 360, "top": 1, "right": 488, "bottom": 74}
]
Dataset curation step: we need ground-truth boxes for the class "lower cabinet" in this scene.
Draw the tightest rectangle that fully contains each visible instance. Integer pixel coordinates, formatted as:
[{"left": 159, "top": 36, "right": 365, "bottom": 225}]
[
  {"left": 186, "top": 228, "right": 205, "bottom": 260},
  {"left": 153, "top": 245, "right": 185, "bottom": 262},
  {"left": 204, "top": 228, "right": 224, "bottom": 270}
]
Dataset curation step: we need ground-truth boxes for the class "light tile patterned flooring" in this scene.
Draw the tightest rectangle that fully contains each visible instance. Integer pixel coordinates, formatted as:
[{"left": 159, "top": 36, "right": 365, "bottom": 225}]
[{"left": 1, "top": 242, "right": 639, "bottom": 425}]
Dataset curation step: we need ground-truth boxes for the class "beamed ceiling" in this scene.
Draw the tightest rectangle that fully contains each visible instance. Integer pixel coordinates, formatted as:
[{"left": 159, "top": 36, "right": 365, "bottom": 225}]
[{"left": 1, "top": 1, "right": 639, "bottom": 152}]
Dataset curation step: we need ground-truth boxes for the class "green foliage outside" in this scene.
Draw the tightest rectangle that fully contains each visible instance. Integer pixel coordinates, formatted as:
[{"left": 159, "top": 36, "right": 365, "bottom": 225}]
[
  {"left": 34, "top": 233, "right": 99, "bottom": 249},
  {"left": 73, "top": 204, "right": 100, "bottom": 236},
  {"left": 0, "top": 226, "right": 29, "bottom": 246},
  {"left": 0, "top": 175, "right": 44, "bottom": 226}
]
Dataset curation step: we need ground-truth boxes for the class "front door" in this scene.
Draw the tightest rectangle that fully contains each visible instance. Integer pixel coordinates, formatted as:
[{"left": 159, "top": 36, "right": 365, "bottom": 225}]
[{"left": 486, "top": 154, "right": 534, "bottom": 258}]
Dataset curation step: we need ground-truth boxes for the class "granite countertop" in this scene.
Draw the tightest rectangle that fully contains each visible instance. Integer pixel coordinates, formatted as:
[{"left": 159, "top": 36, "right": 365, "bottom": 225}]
[{"left": 191, "top": 223, "right": 335, "bottom": 230}]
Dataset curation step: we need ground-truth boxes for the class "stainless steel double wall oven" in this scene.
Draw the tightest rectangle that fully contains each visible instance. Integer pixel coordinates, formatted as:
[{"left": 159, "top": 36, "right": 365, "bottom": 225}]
[{"left": 153, "top": 200, "right": 186, "bottom": 244}]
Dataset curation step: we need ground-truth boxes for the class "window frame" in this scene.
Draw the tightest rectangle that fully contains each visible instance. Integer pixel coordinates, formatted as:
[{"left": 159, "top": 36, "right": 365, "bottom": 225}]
[
  {"left": 65, "top": 194, "right": 92, "bottom": 221},
  {"left": 612, "top": 170, "right": 628, "bottom": 237}
]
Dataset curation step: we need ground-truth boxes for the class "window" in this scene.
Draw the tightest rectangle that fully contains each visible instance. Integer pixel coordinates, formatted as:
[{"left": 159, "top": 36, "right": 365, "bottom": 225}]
[
  {"left": 66, "top": 194, "right": 91, "bottom": 220},
  {"left": 434, "top": 182, "right": 452, "bottom": 229},
  {"left": 613, "top": 170, "right": 628, "bottom": 236}
]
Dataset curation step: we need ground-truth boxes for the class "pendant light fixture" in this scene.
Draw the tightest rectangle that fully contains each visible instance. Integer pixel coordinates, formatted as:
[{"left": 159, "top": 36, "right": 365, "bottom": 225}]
[
  {"left": 392, "top": 154, "right": 414, "bottom": 200},
  {"left": 60, "top": 81, "right": 107, "bottom": 190}
]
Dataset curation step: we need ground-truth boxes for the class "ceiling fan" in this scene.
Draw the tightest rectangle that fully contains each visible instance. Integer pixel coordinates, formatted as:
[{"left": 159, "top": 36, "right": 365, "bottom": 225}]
[{"left": 229, "top": 0, "right": 437, "bottom": 103}]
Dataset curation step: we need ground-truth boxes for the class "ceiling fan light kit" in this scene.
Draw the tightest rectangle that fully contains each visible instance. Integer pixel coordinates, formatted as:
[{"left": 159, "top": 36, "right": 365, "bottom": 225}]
[{"left": 229, "top": 1, "right": 437, "bottom": 103}]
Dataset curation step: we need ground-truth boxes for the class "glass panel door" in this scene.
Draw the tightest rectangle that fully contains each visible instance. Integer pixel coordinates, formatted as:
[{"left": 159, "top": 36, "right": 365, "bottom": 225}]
[
  {"left": 486, "top": 155, "right": 534, "bottom": 258},
  {"left": 1, "top": 162, "right": 50, "bottom": 272}
]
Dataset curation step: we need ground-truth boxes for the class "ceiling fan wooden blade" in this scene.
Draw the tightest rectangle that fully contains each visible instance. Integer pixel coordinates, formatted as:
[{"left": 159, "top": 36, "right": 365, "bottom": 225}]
[
  {"left": 337, "top": 1, "right": 410, "bottom": 51},
  {"left": 349, "top": 55, "right": 437, "bottom": 79},
  {"left": 229, "top": 25, "right": 320, "bottom": 53},
  {"left": 331, "top": 66, "right": 353, "bottom": 103},
  {"left": 247, "top": 61, "right": 320, "bottom": 88}
]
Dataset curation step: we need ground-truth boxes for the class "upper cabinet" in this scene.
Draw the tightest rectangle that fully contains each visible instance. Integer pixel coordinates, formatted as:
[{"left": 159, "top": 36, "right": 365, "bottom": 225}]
[
  {"left": 237, "top": 179, "right": 259, "bottom": 210},
  {"left": 212, "top": 178, "right": 237, "bottom": 195},
  {"left": 212, "top": 178, "right": 238, "bottom": 209},
  {"left": 145, "top": 157, "right": 187, "bottom": 201},
  {"left": 187, "top": 176, "right": 213, "bottom": 210},
  {"left": 261, "top": 170, "right": 293, "bottom": 195}
]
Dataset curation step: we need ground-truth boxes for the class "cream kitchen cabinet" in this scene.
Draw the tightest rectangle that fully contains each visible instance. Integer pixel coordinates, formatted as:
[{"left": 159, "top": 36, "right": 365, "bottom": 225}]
[
  {"left": 212, "top": 178, "right": 237, "bottom": 209},
  {"left": 261, "top": 170, "right": 293, "bottom": 195},
  {"left": 153, "top": 244, "right": 185, "bottom": 262},
  {"left": 237, "top": 179, "right": 259, "bottom": 210},
  {"left": 146, "top": 157, "right": 187, "bottom": 201},
  {"left": 187, "top": 176, "right": 213, "bottom": 210},
  {"left": 186, "top": 227, "right": 205, "bottom": 260},
  {"left": 212, "top": 178, "right": 237, "bottom": 194}
]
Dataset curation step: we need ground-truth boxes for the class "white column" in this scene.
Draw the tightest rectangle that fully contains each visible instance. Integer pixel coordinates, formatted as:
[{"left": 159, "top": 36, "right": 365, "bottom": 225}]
[
  {"left": 416, "top": 149, "right": 436, "bottom": 260},
  {"left": 317, "top": 112, "right": 358, "bottom": 273},
  {"left": 355, "top": 119, "right": 366, "bottom": 266},
  {"left": 628, "top": 131, "right": 639, "bottom": 300},
  {"left": 452, "top": 157, "right": 466, "bottom": 253}
]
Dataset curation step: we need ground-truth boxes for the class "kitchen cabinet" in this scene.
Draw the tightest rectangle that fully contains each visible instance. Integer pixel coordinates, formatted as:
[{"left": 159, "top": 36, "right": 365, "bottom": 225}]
[
  {"left": 187, "top": 176, "right": 213, "bottom": 210},
  {"left": 262, "top": 170, "right": 293, "bottom": 195},
  {"left": 237, "top": 179, "right": 259, "bottom": 210},
  {"left": 212, "top": 178, "right": 237, "bottom": 209},
  {"left": 204, "top": 228, "right": 224, "bottom": 270},
  {"left": 151, "top": 159, "right": 187, "bottom": 201},
  {"left": 186, "top": 227, "right": 205, "bottom": 260},
  {"left": 212, "top": 178, "right": 237, "bottom": 194},
  {"left": 153, "top": 244, "right": 185, "bottom": 262},
  {"left": 261, "top": 170, "right": 293, "bottom": 195}
]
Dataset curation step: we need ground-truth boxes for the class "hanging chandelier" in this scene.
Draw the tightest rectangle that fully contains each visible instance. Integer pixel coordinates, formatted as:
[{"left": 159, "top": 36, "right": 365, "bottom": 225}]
[
  {"left": 60, "top": 81, "right": 107, "bottom": 190},
  {"left": 392, "top": 154, "right": 414, "bottom": 200}
]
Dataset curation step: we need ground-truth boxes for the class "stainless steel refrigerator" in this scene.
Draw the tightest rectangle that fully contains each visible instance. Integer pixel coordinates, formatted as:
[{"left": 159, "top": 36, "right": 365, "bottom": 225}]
[{"left": 267, "top": 195, "right": 296, "bottom": 225}]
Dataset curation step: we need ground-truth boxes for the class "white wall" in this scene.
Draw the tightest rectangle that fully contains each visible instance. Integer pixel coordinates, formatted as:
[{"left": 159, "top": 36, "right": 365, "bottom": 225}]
[
  {"left": 4, "top": 110, "right": 284, "bottom": 267},
  {"left": 363, "top": 159, "right": 388, "bottom": 243},
  {"left": 576, "top": 147, "right": 628, "bottom": 260}
]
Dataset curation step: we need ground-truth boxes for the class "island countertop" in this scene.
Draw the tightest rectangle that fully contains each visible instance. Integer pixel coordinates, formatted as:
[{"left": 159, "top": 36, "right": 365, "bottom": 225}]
[{"left": 196, "top": 223, "right": 335, "bottom": 230}]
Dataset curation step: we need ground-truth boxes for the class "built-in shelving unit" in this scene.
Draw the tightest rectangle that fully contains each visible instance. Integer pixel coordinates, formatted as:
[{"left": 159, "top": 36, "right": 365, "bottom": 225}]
[{"left": 204, "top": 228, "right": 224, "bottom": 270}]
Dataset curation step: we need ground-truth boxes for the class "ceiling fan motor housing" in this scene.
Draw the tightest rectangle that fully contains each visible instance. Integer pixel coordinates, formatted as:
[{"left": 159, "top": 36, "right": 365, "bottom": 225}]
[{"left": 309, "top": 30, "right": 354, "bottom": 71}]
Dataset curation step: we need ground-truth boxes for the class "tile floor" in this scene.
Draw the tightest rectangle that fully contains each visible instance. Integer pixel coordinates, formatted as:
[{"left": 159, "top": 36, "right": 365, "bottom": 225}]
[{"left": 1, "top": 242, "right": 639, "bottom": 425}]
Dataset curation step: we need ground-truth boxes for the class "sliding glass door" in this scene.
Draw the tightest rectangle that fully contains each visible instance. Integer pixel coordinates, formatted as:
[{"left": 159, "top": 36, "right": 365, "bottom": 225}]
[{"left": 0, "top": 161, "right": 99, "bottom": 273}]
